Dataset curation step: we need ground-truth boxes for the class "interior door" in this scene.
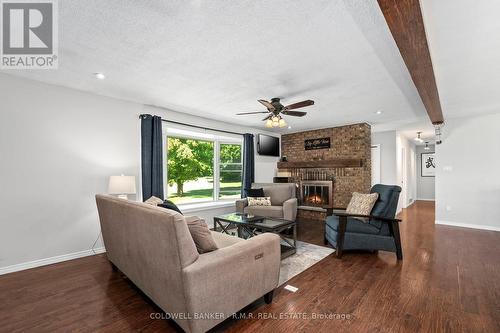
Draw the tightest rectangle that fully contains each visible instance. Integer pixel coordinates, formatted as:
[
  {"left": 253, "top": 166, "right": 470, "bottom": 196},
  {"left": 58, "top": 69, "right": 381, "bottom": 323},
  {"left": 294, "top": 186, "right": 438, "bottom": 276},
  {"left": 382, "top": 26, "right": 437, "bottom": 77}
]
[
  {"left": 400, "top": 147, "right": 407, "bottom": 208},
  {"left": 371, "top": 145, "right": 381, "bottom": 186}
]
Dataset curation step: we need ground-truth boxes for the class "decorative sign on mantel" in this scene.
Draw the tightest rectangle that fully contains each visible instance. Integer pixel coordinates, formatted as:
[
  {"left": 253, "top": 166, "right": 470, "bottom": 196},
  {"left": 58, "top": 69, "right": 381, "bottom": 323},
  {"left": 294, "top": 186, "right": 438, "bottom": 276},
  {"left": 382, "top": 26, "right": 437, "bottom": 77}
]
[{"left": 305, "top": 137, "right": 331, "bottom": 150}]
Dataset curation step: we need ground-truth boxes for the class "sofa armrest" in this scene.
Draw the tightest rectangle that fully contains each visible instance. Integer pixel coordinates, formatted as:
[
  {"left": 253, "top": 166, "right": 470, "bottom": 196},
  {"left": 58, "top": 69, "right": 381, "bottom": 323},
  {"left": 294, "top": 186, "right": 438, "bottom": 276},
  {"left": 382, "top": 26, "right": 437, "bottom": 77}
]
[
  {"left": 332, "top": 209, "right": 402, "bottom": 223},
  {"left": 283, "top": 198, "right": 298, "bottom": 221},
  {"left": 235, "top": 198, "right": 248, "bottom": 213},
  {"left": 182, "top": 233, "right": 280, "bottom": 322}
]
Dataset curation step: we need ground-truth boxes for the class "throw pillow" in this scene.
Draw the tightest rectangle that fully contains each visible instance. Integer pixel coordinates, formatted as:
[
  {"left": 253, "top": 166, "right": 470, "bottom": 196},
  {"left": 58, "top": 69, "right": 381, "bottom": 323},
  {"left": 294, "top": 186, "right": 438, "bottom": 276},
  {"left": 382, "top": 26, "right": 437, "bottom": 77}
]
[
  {"left": 158, "top": 199, "right": 183, "bottom": 215},
  {"left": 144, "top": 196, "right": 164, "bottom": 206},
  {"left": 185, "top": 216, "right": 218, "bottom": 254},
  {"left": 247, "top": 196, "right": 272, "bottom": 207},
  {"left": 346, "top": 192, "right": 379, "bottom": 222},
  {"left": 244, "top": 188, "right": 265, "bottom": 198}
]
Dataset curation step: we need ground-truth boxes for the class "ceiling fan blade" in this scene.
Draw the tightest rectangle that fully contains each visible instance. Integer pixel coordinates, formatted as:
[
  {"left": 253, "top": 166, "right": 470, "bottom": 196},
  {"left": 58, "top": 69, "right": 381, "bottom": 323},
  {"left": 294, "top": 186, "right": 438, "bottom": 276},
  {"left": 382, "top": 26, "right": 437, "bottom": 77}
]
[
  {"left": 236, "top": 111, "right": 270, "bottom": 115},
  {"left": 282, "top": 110, "right": 307, "bottom": 117},
  {"left": 284, "top": 100, "right": 314, "bottom": 110},
  {"left": 258, "top": 99, "right": 275, "bottom": 111}
]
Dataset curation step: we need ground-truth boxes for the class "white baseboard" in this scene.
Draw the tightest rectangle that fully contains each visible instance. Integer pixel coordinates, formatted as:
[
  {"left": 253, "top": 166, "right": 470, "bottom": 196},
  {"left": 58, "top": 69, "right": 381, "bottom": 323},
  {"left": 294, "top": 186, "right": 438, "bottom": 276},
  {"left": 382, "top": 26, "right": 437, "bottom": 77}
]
[
  {"left": 435, "top": 220, "right": 500, "bottom": 232},
  {"left": 0, "top": 247, "right": 106, "bottom": 276},
  {"left": 417, "top": 198, "right": 435, "bottom": 201}
]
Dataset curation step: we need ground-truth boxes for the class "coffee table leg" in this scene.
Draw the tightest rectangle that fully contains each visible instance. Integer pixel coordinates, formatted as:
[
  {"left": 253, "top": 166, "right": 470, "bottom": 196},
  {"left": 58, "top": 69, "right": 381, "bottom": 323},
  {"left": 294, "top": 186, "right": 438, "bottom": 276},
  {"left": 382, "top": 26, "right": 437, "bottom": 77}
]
[{"left": 293, "top": 224, "right": 297, "bottom": 252}]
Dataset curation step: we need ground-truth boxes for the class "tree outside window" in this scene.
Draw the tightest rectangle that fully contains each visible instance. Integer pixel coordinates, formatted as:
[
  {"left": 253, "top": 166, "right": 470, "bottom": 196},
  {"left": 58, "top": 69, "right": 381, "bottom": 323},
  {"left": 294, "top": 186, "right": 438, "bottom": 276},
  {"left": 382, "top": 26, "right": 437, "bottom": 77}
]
[{"left": 166, "top": 136, "right": 242, "bottom": 204}]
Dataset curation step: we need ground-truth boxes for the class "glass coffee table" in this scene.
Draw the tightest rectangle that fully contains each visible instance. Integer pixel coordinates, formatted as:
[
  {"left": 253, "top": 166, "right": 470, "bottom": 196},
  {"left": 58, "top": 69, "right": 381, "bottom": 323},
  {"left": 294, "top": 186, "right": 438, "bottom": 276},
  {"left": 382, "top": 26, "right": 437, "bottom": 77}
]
[{"left": 213, "top": 212, "right": 297, "bottom": 259}]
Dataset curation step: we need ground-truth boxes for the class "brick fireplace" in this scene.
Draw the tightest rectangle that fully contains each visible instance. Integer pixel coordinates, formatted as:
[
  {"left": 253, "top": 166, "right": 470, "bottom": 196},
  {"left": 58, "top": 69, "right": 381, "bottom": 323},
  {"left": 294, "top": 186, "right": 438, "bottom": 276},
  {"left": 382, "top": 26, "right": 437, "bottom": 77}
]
[{"left": 279, "top": 123, "right": 371, "bottom": 221}]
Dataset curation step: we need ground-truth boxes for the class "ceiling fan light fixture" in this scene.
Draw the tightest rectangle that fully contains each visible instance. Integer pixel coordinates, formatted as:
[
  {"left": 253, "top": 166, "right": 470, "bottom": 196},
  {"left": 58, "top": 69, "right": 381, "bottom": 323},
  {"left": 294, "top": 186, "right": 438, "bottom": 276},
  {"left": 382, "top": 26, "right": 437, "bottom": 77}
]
[
  {"left": 272, "top": 117, "right": 279, "bottom": 127},
  {"left": 240, "top": 97, "right": 314, "bottom": 129}
]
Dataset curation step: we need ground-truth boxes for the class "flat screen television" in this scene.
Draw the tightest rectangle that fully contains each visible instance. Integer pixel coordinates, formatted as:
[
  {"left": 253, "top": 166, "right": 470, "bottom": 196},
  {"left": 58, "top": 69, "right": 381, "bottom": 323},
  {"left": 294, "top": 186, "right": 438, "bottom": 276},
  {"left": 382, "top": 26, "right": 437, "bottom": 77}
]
[{"left": 257, "top": 134, "right": 280, "bottom": 156}]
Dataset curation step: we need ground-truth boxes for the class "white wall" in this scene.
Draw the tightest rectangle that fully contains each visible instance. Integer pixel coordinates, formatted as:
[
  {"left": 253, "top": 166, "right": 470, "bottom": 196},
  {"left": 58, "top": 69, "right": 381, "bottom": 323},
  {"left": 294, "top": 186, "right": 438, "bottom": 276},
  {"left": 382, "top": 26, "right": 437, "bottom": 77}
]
[
  {"left": 0, "top": 74, "right": 279, "bottom": 273},
  {"left": 436, "top": 112, "right": 500, "bottom": 231},
  {"left": 416, "top": 145, "right": 435, "bottom": 200},
  {"left": 371, "top": 131, "right": 398, "bottom": 186}
]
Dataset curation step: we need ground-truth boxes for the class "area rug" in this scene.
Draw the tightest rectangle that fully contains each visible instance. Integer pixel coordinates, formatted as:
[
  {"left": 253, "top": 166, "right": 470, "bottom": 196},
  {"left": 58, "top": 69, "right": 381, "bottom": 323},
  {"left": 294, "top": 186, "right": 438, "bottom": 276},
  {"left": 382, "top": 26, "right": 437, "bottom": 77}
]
[{"left": 279, "top": 241, "right": 335, "bottom": 286}]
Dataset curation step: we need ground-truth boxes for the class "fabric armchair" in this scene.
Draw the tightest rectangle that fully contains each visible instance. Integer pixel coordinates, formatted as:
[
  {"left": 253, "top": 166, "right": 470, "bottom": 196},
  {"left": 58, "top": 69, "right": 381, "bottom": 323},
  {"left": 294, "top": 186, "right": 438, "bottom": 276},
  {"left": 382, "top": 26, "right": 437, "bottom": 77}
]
[
  {"left": 283, "top": 197, "right": 298, "bottom": 221},
  {"left": 324, "top": 184, "right": 403, "bottom": 260},
  {"left": 235, "top": 197, "right": 248, "bottom": 213},
  {"left": 236, "top": 183, "right": 297, "bottom": 221}
]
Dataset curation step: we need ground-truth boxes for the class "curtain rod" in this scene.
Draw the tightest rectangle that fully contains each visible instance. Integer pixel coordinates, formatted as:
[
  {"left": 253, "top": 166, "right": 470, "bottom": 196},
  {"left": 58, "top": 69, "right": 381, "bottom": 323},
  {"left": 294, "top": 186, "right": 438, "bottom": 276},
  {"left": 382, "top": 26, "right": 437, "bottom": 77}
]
[{"left": 160, "top": 119, "right": 245, "bottom": 136}]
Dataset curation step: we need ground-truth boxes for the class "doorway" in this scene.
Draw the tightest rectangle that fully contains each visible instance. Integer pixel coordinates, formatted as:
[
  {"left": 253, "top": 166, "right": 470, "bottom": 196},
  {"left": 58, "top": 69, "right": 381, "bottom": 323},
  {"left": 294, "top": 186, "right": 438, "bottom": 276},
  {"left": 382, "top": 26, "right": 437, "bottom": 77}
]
[{"left": 371, "top": 144, "right": 381, "bottom": 186}]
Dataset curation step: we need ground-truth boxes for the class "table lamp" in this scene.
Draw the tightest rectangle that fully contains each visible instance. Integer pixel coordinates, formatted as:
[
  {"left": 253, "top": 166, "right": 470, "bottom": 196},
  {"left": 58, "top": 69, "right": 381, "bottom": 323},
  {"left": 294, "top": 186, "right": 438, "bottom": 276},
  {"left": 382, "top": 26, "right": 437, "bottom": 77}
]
[{"left": 108, "top": 175, "right": 136, "bottom": 200}]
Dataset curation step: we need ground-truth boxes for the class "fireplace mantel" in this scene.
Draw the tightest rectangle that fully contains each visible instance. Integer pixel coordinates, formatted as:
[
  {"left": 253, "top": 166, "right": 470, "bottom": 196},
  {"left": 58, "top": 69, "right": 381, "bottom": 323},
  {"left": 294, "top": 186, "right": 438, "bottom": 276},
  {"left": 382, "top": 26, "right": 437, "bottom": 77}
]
[{"left": 277, "top": 159, "right": 362, "bottom": 169}]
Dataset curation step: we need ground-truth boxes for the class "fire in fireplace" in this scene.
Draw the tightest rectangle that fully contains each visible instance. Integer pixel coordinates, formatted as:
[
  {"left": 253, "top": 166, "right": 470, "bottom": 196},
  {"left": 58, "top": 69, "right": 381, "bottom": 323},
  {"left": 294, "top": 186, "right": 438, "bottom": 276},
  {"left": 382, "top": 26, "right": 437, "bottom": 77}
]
[{"left": 299, "top": 180, "right": 334, "bottom": 208}]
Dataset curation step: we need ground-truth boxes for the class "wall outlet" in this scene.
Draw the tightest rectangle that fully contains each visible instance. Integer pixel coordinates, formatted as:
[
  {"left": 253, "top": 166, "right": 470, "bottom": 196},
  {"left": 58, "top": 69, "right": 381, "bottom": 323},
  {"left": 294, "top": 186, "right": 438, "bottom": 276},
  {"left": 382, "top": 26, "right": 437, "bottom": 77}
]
[{"left": 443, "top": 166, "right": 453, "bottom": 172}]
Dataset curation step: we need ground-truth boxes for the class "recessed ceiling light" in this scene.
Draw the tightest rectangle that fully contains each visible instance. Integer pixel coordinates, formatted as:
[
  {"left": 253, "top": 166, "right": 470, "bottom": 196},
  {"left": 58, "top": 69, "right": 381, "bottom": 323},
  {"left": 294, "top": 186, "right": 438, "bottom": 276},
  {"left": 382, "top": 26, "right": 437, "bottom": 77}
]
[
  {"left": 375, "top": 110, "right": 383, "bottom": 115},
  {"left": 94, "top": 72, "right": 106, "bottom": 80},
  {"left": 288, "top": 126, "right": 292, "bottom": 129}
]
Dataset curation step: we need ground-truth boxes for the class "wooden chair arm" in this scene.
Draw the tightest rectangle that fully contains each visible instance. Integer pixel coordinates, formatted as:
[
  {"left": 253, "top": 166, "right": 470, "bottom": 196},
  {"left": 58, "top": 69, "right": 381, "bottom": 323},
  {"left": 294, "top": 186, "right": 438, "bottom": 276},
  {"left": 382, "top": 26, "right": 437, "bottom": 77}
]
[{"left": 332, "top": 210, "right": 402, "bottom": 223}]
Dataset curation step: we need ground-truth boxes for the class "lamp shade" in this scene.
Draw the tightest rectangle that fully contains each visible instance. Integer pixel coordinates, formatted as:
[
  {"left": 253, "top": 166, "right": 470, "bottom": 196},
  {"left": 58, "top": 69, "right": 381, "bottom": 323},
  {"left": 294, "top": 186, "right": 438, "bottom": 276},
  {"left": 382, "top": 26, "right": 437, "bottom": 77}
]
[{"left": 108, "top": 175, "right": 136, "bottom": 194}]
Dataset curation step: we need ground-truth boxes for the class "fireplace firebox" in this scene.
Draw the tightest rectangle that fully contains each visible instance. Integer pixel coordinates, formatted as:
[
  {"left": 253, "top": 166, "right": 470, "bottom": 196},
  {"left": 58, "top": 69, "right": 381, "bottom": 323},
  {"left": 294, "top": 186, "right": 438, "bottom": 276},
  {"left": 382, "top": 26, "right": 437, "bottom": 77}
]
[{"left": 299, "top": 180, "right": 334, "bottom": 208}]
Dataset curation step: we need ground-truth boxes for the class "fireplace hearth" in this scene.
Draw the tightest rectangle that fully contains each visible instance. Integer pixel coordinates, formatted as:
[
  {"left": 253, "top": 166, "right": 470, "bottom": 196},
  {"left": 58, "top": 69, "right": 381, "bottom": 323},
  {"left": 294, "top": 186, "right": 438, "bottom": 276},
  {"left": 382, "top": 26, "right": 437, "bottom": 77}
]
[{"left": 299, "top": 180, "right": 334, "bottom": 209}]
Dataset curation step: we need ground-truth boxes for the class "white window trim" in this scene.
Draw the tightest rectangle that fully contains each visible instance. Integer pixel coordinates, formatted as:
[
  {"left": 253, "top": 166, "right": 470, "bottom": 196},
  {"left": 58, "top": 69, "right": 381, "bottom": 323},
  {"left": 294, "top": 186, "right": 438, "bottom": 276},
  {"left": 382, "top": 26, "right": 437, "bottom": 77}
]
[{"left": 162, "top": 125, "right": 243, "bottom": 204}]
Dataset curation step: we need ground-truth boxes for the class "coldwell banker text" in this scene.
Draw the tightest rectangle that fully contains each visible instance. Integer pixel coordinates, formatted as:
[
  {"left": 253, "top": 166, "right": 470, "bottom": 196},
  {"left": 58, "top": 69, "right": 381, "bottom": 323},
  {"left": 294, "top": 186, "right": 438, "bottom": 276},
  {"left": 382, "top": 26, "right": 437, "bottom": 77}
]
[{"left": 1, "top": 0, "right": 58, "bottom": 69}]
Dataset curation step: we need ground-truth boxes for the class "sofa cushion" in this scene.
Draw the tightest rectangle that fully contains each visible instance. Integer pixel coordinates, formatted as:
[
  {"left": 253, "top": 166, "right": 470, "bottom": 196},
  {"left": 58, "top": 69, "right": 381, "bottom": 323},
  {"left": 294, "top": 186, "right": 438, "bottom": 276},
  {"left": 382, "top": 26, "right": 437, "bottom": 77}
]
[
  {"left": 185, "top": 216, "right": 218, "bottom": 254},
  {"left": 369, "top": 185, "right": 402, "bottom": 228},
  {"left": 244, "top": 188, "right": 265, "bottom": 198},
  {"left": 210, "top": 231, "right": 244, "bottom": 248},
  {"left": 144, "top": 196, "right": 164, "bottom": 205},
  {"left": 346, "top": 192, "right": 379, "bottom": 222},
  {"left": 158, "top": 200, "right": 183, "bottom": 215},
  {"left": 256, "top": 184, "right": 295, "bottom": 206},
  {"left": 244, "top": 205, "right": 284, "bottom": 218},
  {"left": 326, "top": 215, "right": 381, "bottom": 235},
  {"left": 370, "top": 184, "right": 401, "bottom": 218},
  {"left": 248, "top": 196, "right": 271, "bottom": 206}
]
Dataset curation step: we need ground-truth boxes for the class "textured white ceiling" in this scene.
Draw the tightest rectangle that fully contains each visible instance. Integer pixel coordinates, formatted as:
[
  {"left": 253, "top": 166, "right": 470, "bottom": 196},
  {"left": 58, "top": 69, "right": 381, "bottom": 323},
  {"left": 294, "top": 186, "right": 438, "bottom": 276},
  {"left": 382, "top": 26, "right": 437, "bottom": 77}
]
[
  {"left": 3, "top": 0, "right": 430, "bottom": 132},
  {"left": 421, "top": 0, "right": 500, "bottom": 119}
]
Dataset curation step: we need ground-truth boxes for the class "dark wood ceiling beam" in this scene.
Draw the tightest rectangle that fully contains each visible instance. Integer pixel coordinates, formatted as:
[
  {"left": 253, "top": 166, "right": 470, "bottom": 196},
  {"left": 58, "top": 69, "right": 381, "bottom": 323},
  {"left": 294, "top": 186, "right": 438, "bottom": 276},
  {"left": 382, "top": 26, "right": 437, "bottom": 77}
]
[{"left": 377, "top": 0, "right": 444, "bottom": 125}]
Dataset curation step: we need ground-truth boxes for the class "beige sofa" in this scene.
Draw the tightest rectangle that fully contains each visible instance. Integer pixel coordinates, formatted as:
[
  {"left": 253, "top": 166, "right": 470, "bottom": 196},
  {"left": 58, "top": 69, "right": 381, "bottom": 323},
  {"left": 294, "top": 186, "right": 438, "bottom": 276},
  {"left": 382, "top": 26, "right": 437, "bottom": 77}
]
[
  {"left": 235, "top": 183, "right": 298, "bottom": 221},
  {"left": 95, "top": 194, "right": 280, "bottom": 333}
]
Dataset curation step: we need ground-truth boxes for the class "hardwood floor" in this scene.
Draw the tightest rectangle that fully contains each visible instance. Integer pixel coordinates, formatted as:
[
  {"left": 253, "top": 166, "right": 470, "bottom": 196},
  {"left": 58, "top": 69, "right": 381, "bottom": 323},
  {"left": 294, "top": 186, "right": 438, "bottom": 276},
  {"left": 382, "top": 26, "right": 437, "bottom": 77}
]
[{"left": 1, "top": 201, "right": 499, "bottom": 332}]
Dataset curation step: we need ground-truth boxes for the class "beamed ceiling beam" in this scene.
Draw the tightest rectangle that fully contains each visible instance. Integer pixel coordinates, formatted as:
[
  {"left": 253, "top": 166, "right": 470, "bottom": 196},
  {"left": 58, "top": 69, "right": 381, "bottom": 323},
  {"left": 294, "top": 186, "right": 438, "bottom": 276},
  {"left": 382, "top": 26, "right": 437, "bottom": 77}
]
[{"left": 377, "top": 0, "right": 444, "bottom": 125}]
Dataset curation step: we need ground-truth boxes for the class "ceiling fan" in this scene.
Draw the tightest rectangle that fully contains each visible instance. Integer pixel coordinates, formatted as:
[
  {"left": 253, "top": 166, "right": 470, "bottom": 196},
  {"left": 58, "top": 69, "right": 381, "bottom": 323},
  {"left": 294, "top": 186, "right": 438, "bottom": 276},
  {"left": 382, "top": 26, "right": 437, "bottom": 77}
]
[{"left": 236, "top": 97, "right": 314, "bottom": 128}]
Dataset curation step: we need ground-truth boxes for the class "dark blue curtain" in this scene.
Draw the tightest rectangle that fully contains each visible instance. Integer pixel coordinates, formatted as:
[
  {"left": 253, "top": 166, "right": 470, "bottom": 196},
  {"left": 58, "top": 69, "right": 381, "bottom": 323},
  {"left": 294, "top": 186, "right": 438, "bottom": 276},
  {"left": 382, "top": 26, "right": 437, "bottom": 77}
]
[
  {"left": 140, "top": 114, "right": 164, "bottom": 200},
  {"left": 241, "top": 133, "right": 255, "bottom": 198}
]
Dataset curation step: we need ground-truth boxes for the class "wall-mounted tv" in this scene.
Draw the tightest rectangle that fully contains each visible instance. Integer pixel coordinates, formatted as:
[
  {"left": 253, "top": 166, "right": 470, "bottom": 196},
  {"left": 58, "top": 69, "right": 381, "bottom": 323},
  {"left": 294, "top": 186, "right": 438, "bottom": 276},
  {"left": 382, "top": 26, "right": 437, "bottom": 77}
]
[{"left": 257, "top": 134, "right": 280, "bottom": 157}]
